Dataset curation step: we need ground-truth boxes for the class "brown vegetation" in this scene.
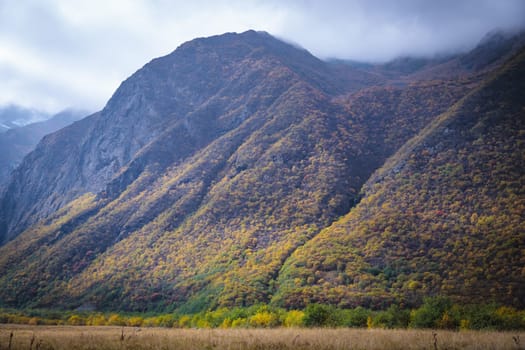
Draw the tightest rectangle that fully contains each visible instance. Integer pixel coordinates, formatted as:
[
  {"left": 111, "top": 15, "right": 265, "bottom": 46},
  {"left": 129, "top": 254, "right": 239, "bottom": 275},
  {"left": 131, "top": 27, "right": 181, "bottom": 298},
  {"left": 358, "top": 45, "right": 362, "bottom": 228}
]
[{"left": 1, "top": 325, "right": 523, "bottom": 350}]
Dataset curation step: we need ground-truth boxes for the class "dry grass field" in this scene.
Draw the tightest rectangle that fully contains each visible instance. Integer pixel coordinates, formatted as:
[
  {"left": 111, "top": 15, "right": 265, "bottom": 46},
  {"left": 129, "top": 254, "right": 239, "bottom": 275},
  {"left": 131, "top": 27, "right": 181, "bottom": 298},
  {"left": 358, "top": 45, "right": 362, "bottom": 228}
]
[{"left": 0, "top": 324, "right": 523, "bottom": 350}]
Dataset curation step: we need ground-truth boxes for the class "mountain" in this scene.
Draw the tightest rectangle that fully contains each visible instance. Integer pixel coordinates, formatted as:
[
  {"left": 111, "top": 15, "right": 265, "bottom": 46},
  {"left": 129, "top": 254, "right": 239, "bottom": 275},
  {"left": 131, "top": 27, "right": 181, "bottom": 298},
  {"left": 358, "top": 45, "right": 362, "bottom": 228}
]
[
  {"left": 275, "top": 46, "right": 525, "bottom": 309},
  {"left": 0, "top": 105, "right": 50, "bottom": 133},
  {"left": 0, "top": 109, "right": 86, "bottom": 187},
  {"left": 0, "top": 30, "right": 523, "bottom": 312},
  {"left": 0, "top": 30, "right": 363, "bottom": 242}
]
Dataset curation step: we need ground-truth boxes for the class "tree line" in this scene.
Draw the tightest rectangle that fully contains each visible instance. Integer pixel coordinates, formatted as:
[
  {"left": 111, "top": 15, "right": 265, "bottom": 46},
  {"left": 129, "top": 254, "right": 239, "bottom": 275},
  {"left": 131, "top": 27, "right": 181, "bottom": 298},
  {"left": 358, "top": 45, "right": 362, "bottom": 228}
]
[{"left": 1, "top": 297, "right": 524, "bottom": 330}]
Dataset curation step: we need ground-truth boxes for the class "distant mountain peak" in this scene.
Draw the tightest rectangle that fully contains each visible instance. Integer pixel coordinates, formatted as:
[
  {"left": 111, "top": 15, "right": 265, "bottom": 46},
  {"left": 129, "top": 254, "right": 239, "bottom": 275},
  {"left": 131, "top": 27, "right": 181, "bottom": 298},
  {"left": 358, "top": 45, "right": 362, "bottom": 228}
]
[{"left": 0, "top": 104, "right": 50, "bottom": 132}]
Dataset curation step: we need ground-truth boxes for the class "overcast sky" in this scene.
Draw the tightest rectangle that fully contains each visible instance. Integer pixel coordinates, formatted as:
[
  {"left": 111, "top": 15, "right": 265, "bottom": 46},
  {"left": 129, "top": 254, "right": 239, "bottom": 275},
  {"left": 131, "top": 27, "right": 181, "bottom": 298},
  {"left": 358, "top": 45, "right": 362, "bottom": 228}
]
[{"left": 1, "top": 0, "right": 524, "bottom": 114}]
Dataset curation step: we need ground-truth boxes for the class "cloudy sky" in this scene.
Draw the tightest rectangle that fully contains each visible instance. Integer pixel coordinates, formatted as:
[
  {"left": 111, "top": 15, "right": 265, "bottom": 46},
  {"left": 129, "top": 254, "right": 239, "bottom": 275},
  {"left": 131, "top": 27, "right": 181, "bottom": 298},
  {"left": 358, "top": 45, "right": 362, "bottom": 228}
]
[{"left": 1, "top": 0, "right": 524, "bottom": 114}]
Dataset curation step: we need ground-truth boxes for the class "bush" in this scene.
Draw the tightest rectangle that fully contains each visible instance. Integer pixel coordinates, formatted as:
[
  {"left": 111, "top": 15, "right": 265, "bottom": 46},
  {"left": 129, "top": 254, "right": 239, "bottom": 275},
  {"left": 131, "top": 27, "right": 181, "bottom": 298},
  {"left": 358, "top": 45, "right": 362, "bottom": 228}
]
[
  {"left": 231, "top": 317, "right": 248, "bottom": 327},
  {"left": 369, "top": 305, "right": 410, "bottom": 329},
  {"left": 283, "top": 310, "right": 305, "bottom": 327},
  {"left": 495, "top": 306, "right": 524, "bottom": 330},
  {"left": 303, "top": 304, "right": 340, "bottom": 327},
  {"left": 341, "top": 307, "right": 370, "bottom": 328},
  {"left": 436, "top": 305, "right": 461, "bottom": 330},
  {"left": 202, "top": 309, "right": 225, "bottom": 328},
  {"left": 249, "top": 311, "right": 280, "bottom": 327},
  {"left": 67, "top": 314, "right": 85, "bottom": 326},
  {"left": 220, "top": 318, "right": 232, "bottom": 328},
  {"left": 177, "top": 315, "right": 191, "bottom": 328},
  {"left": 127, "top": 316, "right": 144, "bottom": 327},
  {"left": 142, "top": 317, "right": 160, "bottom": 327},
  {"left": 87, "top": 314, "right": 107, "bottom": 326},
  {"left": 410, "top": 297, "right": 451, "bottom": 328},
  {"left": 192, "top": 314, "right": 211, "bottom": 328},
  {"left": 157, "top": 314, "right": 178, "bottom": 327},
  {"left": 107, "top": 314, "right": 126, "bottom": 326},
  {"left": 462, "top": 303, "right": 502, "bottom": 330}
]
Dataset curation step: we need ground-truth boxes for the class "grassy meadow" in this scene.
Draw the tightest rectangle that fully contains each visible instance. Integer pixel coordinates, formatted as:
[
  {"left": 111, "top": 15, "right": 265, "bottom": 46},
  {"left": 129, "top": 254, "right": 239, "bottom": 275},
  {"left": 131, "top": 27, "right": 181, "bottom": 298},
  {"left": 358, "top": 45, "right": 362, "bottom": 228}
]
[{"left": 1, "top": 325, "right": 524, "bottom": 350}]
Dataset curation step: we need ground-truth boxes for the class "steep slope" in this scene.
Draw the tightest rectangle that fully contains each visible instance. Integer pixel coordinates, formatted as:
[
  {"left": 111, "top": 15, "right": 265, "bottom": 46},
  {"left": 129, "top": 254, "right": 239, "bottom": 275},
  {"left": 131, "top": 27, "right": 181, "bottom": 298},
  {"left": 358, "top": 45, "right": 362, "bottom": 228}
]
[
  {"left": 0, "top": 109, "right": 85, "bottom": 186},
  {"left": 0, "top": 30, "right": 357, "bottom": 243},
  {"left": 0, "top": 31, "right": 481, "bottom": 311},
  {"left": 275, "top": 48, "right": 525, "bottom": 309},
  {"left": 2, "top": 30, "right": 518, "bottom": 244},
  {"left": 61, "top": 80, "right": 469, "bottom": 312}
]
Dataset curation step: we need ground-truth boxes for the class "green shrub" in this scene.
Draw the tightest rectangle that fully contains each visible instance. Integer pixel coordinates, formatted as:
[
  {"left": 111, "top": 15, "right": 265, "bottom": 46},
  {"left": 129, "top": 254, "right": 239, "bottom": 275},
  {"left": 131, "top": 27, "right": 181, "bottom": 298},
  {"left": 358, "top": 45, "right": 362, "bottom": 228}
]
[
  {"left": 436, "top": 304, "right": 461, "bottom": 330},
  {"left": 231, "top": 317, "right": 248, "bottom": 327},
  {"left": 303, "top": 304, "right": 340, "bottom": 327},
  {"left": 410, "top": 297, "right": 451, "bottom": 328},
  {"left": 462, "top": 303, "right": 502, "bottom": 330},
  {"left": 341, "top": 307, "right": 371, "bottom": 328},
  {"left": 370, "top": 305, "right": 410, "bottom": 329}
]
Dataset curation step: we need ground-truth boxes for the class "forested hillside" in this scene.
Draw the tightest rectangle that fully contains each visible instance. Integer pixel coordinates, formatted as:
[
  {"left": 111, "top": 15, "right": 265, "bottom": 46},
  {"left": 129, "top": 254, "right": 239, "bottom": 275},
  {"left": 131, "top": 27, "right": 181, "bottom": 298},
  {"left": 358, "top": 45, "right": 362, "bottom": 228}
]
[
  {"left": 0, "top": 30, "right": 522, "bottom": 313},
  {"left": 275, "top": 48, "right": 525, "bottom": 309}
]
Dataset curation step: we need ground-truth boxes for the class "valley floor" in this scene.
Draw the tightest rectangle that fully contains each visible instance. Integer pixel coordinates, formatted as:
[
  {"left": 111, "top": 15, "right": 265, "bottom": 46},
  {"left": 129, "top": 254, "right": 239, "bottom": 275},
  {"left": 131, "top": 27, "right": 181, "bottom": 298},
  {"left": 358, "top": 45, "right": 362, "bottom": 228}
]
[{"left": 1, "top": 324, "right": 523, "bottom": 350}]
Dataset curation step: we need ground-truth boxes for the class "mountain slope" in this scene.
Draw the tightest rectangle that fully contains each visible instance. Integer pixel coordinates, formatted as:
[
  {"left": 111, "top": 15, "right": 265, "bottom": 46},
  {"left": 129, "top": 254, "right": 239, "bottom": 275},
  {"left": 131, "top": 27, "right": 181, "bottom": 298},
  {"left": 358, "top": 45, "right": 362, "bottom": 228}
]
[
  {"left": 0, "top": 30, "right": 521, "bottom": 312},
  {"left": 0, "top": 110, "right": 85, "bottom": 186},
  {"left": 0, "top": 30, "right": 347, "bottom": 242},
  {"left": 274, "top": 48, "right": 525, "bottom": 309}
]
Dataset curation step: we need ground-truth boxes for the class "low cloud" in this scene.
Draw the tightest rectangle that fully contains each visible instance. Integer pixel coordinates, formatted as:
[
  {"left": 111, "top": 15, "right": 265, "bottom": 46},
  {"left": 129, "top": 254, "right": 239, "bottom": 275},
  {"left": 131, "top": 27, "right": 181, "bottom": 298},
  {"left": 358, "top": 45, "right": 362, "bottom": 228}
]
[
  {"left": 277, "top": 0, "right": 525, "bottom": 60},
  {"left": 0, "top": 0, "right": 523, "bottom": 113}
]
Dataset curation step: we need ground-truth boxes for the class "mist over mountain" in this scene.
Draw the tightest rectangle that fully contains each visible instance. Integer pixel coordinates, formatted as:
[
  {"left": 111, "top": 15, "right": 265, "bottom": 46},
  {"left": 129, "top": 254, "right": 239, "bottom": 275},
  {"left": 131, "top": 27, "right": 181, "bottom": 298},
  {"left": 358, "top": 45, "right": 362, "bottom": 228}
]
[
  {"left": 0, "top": 105, "right": 50, "bottom": 133},
  {"left": 0, "top": 30, "right": 523, "bottom": 312},
  {"left": 0, "top": 109, "right": 86, "bottom": 187},
  {"left": 4, "top": 0, "right": 524, "bottom": 115}
]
